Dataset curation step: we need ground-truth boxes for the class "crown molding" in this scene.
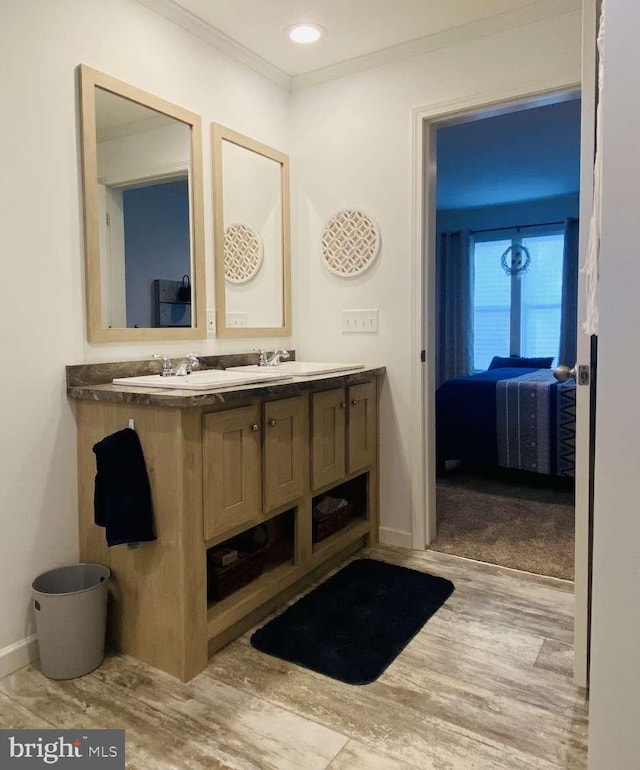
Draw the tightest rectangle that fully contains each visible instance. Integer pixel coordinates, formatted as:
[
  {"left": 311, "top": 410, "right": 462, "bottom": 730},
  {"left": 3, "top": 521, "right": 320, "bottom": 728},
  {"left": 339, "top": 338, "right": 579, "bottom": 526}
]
[
  {"left": 134, "top": 0, "right": 580, "bottom": 94},
  {"left": 134, "top": 0, "right": 291, "bottom": 90},
  {"left": 290, "top": 0, "right": 581, "bottom": 91}
]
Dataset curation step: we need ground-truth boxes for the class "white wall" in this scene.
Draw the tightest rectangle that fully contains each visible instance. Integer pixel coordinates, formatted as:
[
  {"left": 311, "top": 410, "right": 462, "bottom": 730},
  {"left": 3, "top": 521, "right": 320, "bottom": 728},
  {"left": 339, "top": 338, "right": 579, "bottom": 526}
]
[
  {"left": 587, "top": 1, "right": 640, "bottom": 766},
  {"left": 291, "top": 11, "right": 582, "bottom": 544},
  {"left": 97, "top": 121, "right": 190, "bottom": 185},
  {"left": 0, "top": 0, "right": 290, "bottom": 667}
]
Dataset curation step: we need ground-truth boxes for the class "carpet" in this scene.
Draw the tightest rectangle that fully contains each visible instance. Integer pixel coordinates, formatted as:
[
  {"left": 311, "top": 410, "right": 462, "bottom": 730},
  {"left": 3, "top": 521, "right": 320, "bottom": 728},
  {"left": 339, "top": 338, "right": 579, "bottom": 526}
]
[
  {"left": 250, "top": 558, "right": 454, "bottom": 684},
  {"left": 431, "top": 466, "right": 574, "bottom": 580}
]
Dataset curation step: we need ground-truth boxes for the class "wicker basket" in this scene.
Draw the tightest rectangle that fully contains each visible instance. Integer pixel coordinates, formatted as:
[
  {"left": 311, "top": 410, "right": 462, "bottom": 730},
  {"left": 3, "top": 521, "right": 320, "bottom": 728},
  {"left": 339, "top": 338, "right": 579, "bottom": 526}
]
[
  {"left": 207, "top": 547, "right": 267, "bottom": 601},
  {"left": 312, "top": 502, "right": 354, "bottom": 543}
]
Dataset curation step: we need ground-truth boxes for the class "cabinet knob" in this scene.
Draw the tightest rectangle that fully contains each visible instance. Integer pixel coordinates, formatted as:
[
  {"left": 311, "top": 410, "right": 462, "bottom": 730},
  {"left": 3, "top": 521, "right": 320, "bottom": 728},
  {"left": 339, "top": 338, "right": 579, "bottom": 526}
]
[
  {"left": 340, "top": 402, "right": 347, "bottom": 409},
  {"left": 268, "top": 419, "right": 277, "bottom": 427},
  {"left": 251, "top": 423, "right": 260, "bottom": 432},
  {"left": 351, "top": 399, "right": 358, "bottom": 406}
]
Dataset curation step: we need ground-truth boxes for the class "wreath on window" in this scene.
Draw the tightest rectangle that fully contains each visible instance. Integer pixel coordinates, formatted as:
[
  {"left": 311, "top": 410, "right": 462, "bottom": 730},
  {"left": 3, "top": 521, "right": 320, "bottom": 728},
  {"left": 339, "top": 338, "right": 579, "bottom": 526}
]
[{"left": 501, "top": 244, "right": 531, "bottom": 275}]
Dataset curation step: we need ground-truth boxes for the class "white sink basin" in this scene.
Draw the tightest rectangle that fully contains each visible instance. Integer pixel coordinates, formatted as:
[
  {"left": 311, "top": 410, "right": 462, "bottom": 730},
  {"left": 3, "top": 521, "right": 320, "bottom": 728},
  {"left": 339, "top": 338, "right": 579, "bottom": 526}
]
[
  {"left": 112, "top": 369, "right": 293, "bottom": 390},
  {"left": 227, "top": 362, "right": 365, "bottom": 376}
]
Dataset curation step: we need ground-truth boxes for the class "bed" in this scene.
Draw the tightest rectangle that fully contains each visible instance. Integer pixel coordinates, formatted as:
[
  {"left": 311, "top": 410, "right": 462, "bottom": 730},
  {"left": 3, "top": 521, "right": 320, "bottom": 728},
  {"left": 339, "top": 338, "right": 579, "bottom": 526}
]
[{"left": 436, "top": 367, "right": 576, "bottom": 477}]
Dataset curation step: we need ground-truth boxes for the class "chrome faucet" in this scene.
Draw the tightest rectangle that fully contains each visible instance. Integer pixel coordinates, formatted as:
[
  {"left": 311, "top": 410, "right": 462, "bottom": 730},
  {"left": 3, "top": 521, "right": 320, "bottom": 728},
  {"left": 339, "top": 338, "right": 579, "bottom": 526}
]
[
  {"left": 269, "top": 349, "right": 290, "bottom": 366},
  {"left": 254, "top": 348, "right": 290, "bottom": 367},
  {"left": 153, "top": 354, "right": 175, "bottom": 377},
  {"left": 254, "top": 348, "right": 268, "bottom": 366},
  {"left": 175, "top": 353, "right": 200, "bottom": 376}
]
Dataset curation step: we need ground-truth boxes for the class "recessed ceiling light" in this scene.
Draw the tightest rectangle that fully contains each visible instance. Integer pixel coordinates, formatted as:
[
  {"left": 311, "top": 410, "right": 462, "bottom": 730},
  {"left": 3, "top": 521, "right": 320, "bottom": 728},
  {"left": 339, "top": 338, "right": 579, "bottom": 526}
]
[{"left": 287, "top": 23, "right": 324, "bottom": 44}]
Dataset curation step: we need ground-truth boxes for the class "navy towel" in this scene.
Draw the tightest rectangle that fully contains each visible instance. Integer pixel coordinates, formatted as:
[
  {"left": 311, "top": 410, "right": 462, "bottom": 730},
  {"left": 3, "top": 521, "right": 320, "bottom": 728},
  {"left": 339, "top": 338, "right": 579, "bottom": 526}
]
[{"left": 92, "top": 428, "right": 156, "bottom": 547}]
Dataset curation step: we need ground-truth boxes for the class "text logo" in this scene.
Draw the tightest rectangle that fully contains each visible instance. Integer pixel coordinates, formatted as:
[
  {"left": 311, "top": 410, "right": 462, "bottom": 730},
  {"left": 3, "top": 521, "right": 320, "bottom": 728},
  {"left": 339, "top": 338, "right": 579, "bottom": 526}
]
[{"left": 0, "top": 731, "right": 124, "bottom": 769}]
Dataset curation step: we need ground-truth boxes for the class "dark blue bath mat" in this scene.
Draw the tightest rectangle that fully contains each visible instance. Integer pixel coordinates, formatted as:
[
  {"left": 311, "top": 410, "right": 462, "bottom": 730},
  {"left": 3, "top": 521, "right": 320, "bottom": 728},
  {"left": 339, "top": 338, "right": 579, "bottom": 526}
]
[{"left": 250, "top": 558, "right": 454, "bottom": 684}]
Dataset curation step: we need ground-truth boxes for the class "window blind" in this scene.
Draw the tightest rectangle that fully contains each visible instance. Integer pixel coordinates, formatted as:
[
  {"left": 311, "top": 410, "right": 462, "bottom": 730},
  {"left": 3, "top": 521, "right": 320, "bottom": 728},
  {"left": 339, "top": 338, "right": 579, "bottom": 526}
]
[{"left": 473, "top": 227, "right": 564, "bottom": 371}]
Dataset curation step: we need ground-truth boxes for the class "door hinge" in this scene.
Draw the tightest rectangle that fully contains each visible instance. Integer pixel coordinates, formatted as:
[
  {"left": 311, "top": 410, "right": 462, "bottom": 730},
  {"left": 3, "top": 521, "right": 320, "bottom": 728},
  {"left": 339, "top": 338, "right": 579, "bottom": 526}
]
[
  {"left": 420, "top": 350, "right": 426, "bottom": 363},
  {"left": 106, "top": 212, "right": 110, "bottom": 227},
  {"left": 577, "top": 364, "right": 590, "bottom": 386}
]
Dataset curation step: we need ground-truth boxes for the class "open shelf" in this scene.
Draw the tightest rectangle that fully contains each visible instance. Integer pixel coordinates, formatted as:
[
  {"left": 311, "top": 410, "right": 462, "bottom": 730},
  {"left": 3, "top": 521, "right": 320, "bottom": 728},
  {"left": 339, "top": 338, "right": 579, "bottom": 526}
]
[
  {"left": 311, "top": 472, "right": 368, "bottom": 551},
  {"left": 311, "top": 517, "right": 370, "bottom": 567},
  {"left": 204, "top": 502, "right": 299, "bottom": 551},
  {"left": 207, "top": 559, "right": 301, "bottom": 640},
  {"left": 206, "top": 508, "right": 296, "bottom": 627}
]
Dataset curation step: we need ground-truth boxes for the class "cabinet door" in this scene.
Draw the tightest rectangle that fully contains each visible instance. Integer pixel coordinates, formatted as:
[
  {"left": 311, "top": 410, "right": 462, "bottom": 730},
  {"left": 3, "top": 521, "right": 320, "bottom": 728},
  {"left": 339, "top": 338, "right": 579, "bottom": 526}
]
[
  {"left": 311, "top": 388, "right": 346, "bottom": 490},
  {"left": 203, "top": 405, "right": 261, "bottom": 541},
  {"left": 263, "top": 396, "right": 308, "bottom": 512},
  {"left": 348, "top": 381, "right": 377, "bottom": 473}
]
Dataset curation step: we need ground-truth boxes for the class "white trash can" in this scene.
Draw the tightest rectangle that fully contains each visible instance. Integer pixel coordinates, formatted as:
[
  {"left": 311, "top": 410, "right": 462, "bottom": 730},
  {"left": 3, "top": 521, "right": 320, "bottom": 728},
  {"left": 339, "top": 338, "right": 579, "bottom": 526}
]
[{"left": 32, "top": 563, "right": 110, "bottom": 680}]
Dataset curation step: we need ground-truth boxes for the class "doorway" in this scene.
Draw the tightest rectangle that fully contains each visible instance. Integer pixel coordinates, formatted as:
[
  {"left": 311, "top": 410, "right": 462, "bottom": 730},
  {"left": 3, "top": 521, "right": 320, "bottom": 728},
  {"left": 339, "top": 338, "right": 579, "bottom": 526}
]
[
  {"left": 430, "top": 98, "right": 581, "bottom": 581},
  {"left": 410, "top": 63, "right": 597, "bottom": 687},
  {"left": 99, "top": 175, "right": 191, "bottom": 329}
]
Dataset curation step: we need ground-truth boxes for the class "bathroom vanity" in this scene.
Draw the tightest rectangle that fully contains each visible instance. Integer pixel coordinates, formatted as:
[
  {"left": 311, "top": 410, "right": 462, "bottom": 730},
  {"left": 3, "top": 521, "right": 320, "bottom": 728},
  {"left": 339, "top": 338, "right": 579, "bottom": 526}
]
[
  {"left": 67, "top": 356, "right": 385, "bottom": 682},
  {"left": 72, "top": 67, "right": 386, "bottom": 683}
]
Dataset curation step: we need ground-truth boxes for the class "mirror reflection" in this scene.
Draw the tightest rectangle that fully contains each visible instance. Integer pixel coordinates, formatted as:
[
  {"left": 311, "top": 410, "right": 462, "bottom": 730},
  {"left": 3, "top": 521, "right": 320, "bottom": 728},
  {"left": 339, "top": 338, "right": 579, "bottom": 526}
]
[
  {"left": 213, "top": 124, "right": 291, "bottom": 338},
  {"left": 79, "top": 65, "right": 204, "bottom": 342},
  {"left": 95, "top": 88, "right": 193, "bottom": 329},
  {"left": 221, "top": 140, "right": 283, "bottom": 327}
]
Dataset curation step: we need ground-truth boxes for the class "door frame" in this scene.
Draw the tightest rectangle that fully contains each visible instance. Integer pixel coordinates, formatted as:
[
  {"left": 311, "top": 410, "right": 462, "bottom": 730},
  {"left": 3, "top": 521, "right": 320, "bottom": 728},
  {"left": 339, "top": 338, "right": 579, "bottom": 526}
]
[{"left": 410, "top": 75, "right": 595, "bottom": 687}]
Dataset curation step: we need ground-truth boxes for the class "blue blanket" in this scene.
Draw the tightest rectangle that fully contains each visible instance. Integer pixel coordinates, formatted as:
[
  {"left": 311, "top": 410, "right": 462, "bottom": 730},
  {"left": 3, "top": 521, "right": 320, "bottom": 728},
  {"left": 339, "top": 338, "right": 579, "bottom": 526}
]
[{"left": 436, "top": 368, "right": 575, "bottom": 477}]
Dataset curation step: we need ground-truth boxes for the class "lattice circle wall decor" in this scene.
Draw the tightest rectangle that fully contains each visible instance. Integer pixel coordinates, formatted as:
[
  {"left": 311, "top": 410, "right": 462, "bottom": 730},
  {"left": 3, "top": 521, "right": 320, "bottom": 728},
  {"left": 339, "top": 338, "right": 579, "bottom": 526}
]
[
  {"left": 224, "top": 223, "right": 263, "bottom": 283},
  {"left": 321, "top": 209, "right": 380, "bottom": 277}
]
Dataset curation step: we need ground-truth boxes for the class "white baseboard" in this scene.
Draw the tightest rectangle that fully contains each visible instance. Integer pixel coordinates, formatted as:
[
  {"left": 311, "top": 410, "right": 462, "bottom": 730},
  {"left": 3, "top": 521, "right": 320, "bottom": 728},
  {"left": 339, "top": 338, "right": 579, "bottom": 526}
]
[
  {"left": 379, "top": 526, "right": 413, "bottom": 549},
  {"left": 0, "top": 635, "right": 38, "bottom": 680}
]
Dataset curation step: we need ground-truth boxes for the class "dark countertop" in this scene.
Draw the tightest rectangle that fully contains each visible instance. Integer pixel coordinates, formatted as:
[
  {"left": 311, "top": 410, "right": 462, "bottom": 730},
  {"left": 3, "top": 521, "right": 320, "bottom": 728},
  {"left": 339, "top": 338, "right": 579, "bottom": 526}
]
[{"left": 67, "top": 366, "right": 386, "bottom": 409}]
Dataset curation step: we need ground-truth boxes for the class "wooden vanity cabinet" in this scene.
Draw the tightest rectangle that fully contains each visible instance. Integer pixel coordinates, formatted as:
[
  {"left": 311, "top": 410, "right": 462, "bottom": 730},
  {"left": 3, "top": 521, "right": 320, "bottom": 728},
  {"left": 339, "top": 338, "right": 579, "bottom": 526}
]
[
  {"left": 311, "top": 381, "right": 378, "bottom": 489},
  {"left": 311, "top": 389, "right": 347, "bottom": 489},
  {"left": 202, "top": 405, "right": 261, "bottom": 542},
  {"left": 202, "top": 396, "right": 308, "bottom": 542},
  {"left": 74, "top": 372, "right": 382, "bottom": 684},
  {"left": 347, "top": 381, "right": 377, "bottom": 473},
  {"left": 263, "top": 396, "right": 308, "bottom": 513}
]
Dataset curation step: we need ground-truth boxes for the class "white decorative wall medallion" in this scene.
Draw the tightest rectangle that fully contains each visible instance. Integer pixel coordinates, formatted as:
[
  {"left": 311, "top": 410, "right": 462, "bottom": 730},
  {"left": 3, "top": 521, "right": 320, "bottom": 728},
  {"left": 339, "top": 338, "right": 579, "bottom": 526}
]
[
  {"left": 321, "top": 209, "right": 380, "bottom": 277},
  {"left": 224, "top": 223, "right": 263, "bottom": 283}
]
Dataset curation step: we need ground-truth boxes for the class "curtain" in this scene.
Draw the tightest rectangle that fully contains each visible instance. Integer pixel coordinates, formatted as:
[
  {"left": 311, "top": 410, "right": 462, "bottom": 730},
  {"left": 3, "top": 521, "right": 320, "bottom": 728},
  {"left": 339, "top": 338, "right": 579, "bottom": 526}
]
[
  {"left": 436, "top": 230, "right": 473, "bottom": 387},
  {"left": 559, "top": 218, "right": 580, "bottom": 366}
]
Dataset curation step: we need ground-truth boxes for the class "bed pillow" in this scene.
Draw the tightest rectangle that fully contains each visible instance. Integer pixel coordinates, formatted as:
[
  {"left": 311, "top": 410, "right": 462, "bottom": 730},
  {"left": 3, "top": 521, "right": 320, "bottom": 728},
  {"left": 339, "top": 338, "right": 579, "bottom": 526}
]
[{"left": 488, "top": 355, "right": 554, "bottom": 370}]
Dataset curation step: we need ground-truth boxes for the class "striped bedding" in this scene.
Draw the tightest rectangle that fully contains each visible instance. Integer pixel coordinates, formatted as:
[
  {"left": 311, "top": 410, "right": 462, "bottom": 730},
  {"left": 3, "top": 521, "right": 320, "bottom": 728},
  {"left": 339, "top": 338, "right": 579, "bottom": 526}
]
[{"left": 436, "top": 367, "right": 576, "bottom": 477}]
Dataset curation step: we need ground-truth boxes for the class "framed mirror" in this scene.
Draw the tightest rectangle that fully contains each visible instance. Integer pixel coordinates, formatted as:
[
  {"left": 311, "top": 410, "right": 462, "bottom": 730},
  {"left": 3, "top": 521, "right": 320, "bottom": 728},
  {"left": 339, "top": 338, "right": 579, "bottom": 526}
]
[
  {"left": 212, "top": 123, "right": 291, "bottom": 338},
  {"left": 79, "top": 65, "right": 205, "bottom": 342}
]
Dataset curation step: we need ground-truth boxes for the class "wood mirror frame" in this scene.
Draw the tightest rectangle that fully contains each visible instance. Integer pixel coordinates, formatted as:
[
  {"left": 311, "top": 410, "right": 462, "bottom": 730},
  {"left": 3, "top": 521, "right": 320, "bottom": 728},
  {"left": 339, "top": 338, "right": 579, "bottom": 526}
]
[
  {"left": 212, "top": 123, "right": 291, "bottom": 338},
  {"left": 78, "top": 65, "right": 206, "bottom": 342}
]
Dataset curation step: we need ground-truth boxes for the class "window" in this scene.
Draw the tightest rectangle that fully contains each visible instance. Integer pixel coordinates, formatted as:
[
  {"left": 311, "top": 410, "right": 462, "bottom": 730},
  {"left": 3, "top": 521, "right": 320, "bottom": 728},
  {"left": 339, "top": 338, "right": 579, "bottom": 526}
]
[{"left": 473, "top": 226, "right": 565, "bottom": 371}]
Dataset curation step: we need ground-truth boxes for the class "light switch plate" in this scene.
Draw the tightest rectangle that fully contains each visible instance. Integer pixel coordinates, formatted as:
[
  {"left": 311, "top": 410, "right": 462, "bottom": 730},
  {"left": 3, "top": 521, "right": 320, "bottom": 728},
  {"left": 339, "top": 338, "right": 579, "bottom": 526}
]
[
  {"left": 206, "top": 309, "right": 216, "bottom": 333},
  {"left": 226, "top": 312, "right": 249, "bottom": 328},
  {"left": 341, "top": 309, "right": 379, "bottom": 334}
]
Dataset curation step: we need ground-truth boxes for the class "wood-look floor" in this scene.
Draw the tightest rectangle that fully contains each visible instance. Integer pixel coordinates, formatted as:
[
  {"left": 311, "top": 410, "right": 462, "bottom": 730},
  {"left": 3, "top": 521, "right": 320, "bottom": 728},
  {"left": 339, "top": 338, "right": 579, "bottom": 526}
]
[{"left": 0, "top": 547, "right": 588, "bottom": 769}]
